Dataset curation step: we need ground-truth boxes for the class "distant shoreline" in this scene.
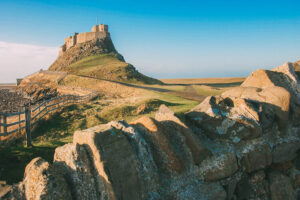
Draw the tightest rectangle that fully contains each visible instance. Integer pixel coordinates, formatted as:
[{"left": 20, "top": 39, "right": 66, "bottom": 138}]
[
  {"left": 0, "top": 84, "right": 16, "bottom": 90},
  {"left": 0, "top": 83, "right": 15, "bottom": 85}
]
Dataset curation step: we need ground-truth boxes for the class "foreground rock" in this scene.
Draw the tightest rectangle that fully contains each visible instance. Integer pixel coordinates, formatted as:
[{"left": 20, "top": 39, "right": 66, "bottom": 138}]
[
  {"left": 2, "top": 62, "right": 300, "bottom": 199},
  {"left": 3, "top": 106, "right": 226, "bottom": 200}
]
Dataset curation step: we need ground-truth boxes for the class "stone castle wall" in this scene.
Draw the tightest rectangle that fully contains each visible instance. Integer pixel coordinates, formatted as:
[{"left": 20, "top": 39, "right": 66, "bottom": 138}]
[
  {"left": 59, "top": 24, "right": 110, "bottom": 56},
  {"left": 64, "top": 34, "right": 77, "bottom": 50},
  {"left": 76, "top": 31, "right": 109, "bottom": 44}
]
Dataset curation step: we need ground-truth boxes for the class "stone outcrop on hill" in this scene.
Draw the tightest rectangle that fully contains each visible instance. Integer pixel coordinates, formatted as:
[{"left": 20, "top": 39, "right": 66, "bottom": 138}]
[
  {"left": 49, "top": 37, "right": 120, "bottom": 72},
  {"left": 2, "top": 63, "right": 300, "bottom": 199}
]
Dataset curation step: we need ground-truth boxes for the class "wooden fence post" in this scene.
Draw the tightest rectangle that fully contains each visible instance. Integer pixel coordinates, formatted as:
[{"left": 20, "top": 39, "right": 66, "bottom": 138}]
[
  {"left": 18, "top": 111, "right": 21, "bottom": 134},
  {"left": 3, "top": 114, "right": 7, "bottom": 136},
  {"left": 25, "top": 106, "right": 32, "bottom": 147}
]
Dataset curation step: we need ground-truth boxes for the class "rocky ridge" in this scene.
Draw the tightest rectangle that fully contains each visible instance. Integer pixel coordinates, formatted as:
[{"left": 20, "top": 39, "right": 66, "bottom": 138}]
[{"left": 2, "top": 62, "right": 300, "bottom": 199}]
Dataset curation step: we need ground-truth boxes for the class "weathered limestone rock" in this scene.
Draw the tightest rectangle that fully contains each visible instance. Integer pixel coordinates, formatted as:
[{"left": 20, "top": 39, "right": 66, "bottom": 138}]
[
  {"left": 198, "top": 153, "right": 238, "bottom": 181},
  {"left": 273, "top": 62, "right": 300, "bottom": 86},
  {"left": 187, "top": 95, "right": 262, "bottom": 141},
  {"left": 242, "top": 63, "right": 300, "bottom": 112},
  {"left": 54, "top": 143, "right": 102, "bottom": 199},
  {"left": 132, "top": 116, "right": 186, "bottom": 174},
  {"left": 155, "top": 104, "right": 186, "bottom": 126},
  {"left": 155, "top": 104, "right": 212, "bottom": 165},
  {"left": 239, "top": 141, "right": 272, "bottom": 173},
  {"left": 272, "top": 140, "right": 300, "bottom": 163},
  {"left": 236, "top": 171, "right": 269, "bottom": 200},
  {"left": 269, "top": 171, "right": 296, "bottom": 200},
  {"left": 23, "top": 157, "right": 72, "bottom": 200},
  {"left": 173, "top": 182, "right": 227, "bottom": 200},
  {"left": 73, "top": 122, "right": 146, "bottom": 200},
  {"left": 1, "top": 183, "right": 25, "bottom": 200},
  {"left": 223, "top": 86, "right": 291, "bottom": 133},
  {"left": 241, "top": 69, "right": 288, "bottom": 89},
  {"left": 0, "top": 181, "right": 11, "bottom": 198}
]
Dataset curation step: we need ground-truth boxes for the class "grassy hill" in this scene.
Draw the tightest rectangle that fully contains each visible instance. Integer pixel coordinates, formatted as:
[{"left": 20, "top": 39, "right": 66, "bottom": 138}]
[
  {"left": 65, "top": 54, "right": 161, "bottom": 84},
  {"left": 49, "top": 38, "right": 161, "bottom": 84}
]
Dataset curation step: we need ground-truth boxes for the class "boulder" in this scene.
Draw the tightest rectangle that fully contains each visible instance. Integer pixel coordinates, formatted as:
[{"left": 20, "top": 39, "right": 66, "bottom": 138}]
[
  {"left": 54, "top": 143, "right": 102, "bottom": 199},
  {"left": 272, "top": 140, "right": 300, "bottom": 163},
  {"left": 155, "top": 105, "right": 212, "bottom": 165},
  {"left": 187, "top": 96, "right": 262, "bottom": 141},
  {"left": 241, "top": 63, "right": 300, "bottom": 111},
  {"left": 23, "top": 157, "right": 72, "bottom": 200},
  {"left": 131, "top": 116, "right": 187, "bottom": 174},
  {"left": 198, "top": 153, "right": 238, "bottom": 181},
  {"left": 236, "top": 171, "right": 269, "bottom": 200},
  {"left": 222, "top": 86, "right": 291, "bottom": 132},
  {"left": 155, "top": 104, "right": 185, "bottom": 126},
  {"left": 73, "top": 122, "right": 146, "bottom": 200},
  {"left": 269, "top": 171, "right": 296, "bottom": 200},
  {"left": 238, "top": 141, "right": 272, "bottom": 173},
  {"left": 0, "top": 182, "right": 12, "bottom": 199}
]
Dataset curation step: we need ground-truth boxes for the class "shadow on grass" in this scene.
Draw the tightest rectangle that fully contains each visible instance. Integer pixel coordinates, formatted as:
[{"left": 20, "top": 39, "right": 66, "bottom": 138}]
[
  {"left": 31, "top": 105, "right": 84, "bottom": 140},
  {"left": 0, "top": 104, "right": 90, "bottom": 184},
  {"left": 163, "top": 81, "right": 243, "bottom": 88},
  {"left": 0, "top": 145, "right": 55, "bottom": 184}
]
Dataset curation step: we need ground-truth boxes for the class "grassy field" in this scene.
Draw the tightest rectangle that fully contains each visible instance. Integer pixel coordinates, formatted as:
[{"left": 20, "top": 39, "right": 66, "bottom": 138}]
[
  {"left": 160, "top": 77, "right": 245, "bottom": 85},
  {"left": 0, "top": 73, "right": 244, "bottom": 184}
]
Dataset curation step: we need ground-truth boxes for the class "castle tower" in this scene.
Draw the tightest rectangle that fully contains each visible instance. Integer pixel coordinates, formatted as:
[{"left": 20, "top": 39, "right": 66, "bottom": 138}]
[
  {"left": 91, "top": 24, "right": 108, "bottom": 32},
  {"left": 91, "top": 25, "right": 99, "bottom": 32}
]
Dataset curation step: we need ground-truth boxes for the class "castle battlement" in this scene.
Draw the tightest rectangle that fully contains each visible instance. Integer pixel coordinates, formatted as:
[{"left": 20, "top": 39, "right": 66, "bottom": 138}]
[{"left": 59, "top": 24, "right": 110, "bottom": 56}]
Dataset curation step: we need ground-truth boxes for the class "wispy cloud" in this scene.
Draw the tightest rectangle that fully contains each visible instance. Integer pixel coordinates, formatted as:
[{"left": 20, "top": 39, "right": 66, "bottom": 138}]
[{"left": 0, "top": 41, "right": 59, "bottom": 83}]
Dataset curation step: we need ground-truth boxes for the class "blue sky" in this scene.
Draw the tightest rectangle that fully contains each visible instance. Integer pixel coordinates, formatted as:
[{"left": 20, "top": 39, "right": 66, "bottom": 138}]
[{"left": 0, "top": 0, "right": 300, "bottom": 82}]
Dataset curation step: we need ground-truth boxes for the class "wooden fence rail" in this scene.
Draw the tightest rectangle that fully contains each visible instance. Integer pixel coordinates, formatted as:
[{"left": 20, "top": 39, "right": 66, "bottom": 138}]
[{"left": 0, "top": 93, "right": 95, "bottom": 146}]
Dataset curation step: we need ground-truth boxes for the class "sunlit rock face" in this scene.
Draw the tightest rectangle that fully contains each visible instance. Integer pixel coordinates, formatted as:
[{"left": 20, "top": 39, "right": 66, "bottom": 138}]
[{"left": 2, "top": 62, "right": 300, "bottom": 200}]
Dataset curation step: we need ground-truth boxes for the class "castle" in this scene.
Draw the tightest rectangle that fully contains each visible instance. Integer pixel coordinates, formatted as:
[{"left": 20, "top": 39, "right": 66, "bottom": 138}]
[{"left": 59, "top": 24, "right": 110, "bottom": 56}]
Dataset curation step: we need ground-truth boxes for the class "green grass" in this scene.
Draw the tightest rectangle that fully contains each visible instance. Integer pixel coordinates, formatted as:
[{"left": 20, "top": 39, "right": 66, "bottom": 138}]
[
  {"left": 66, "top": 54, "right": 161, "bottom": 84},
  {"left": 192, "top": 85, "right": 225, "bottom": 96},
  {"left": 99, "top": 98, "right": 183, "bottom": 122},
  {"left": 0, "top": 145, "right": 55, "bottom": 184},
  {"left": 69, "top": 54, "right": 127, "bottom": 72}
]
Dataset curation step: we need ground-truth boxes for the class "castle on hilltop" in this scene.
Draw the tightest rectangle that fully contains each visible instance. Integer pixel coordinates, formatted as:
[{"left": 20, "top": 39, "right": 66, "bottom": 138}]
[{"left": 59, "top": 24, "right": 110, "bottom": 56}]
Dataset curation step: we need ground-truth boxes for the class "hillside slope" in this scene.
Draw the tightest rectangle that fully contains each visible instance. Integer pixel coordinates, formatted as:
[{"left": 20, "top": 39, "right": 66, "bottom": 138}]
[{"left": 49, "top": 38, "right": 161, "bottom": 84}]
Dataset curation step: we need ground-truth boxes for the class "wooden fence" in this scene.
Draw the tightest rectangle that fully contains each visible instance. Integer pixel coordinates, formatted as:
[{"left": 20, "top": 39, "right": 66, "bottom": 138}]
[{"left": 0, "top": 93, "right": 95, "bottom": 146}]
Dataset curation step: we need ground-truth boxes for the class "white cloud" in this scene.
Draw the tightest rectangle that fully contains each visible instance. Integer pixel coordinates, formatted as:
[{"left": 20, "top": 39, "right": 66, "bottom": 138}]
[{"left": 0, "top": 41, "right": 59, "bottom": 83}]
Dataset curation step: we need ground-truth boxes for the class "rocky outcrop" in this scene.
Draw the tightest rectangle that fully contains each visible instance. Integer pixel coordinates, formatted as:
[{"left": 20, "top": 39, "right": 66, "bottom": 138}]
[
  {"left": 293, "top": 59, "right": 300, "bottom": 79},
  {"left": 2, "top": 106, "right": 227, "bottom": 200},
  {"left": 2, "top": 63, "right": 300, "bottom": 199},
  {"left": 49, "top": 37, "right": 121, "bottom": 72}
]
